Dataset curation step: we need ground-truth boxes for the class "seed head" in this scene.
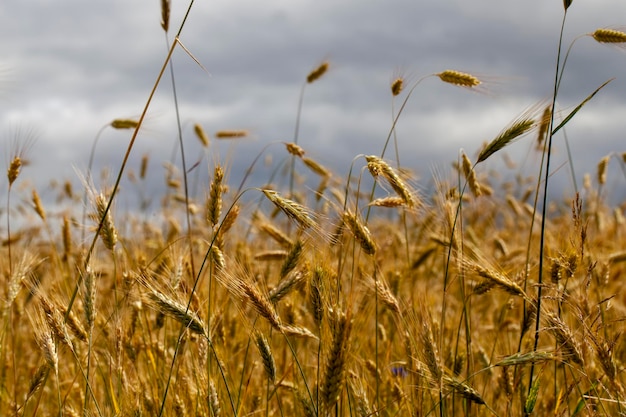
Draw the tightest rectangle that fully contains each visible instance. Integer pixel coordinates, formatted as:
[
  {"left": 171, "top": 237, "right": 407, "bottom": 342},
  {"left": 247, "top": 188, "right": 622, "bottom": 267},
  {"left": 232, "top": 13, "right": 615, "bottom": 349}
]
[
  {"left": 391, "top": 78, "right": 404, "bottom": 96},
  {"left": 7, "top": 156, "right": 21, "bottom": 186},
  {"left": 160, "top": 0, "right": 171, "bottom": 32},
  {"left": 597, "top": 154, "right": 610, "bottom": 185},
  {"left": 285, "top": 142, "right": 305, "bottom": 157},
  {"left": 307, "top": 61, "right": 329, "bottom": 83},
  {"left": 32, "top": 189, "right": 46, "bottom": 220},
  {"left": 591, "top": 28, "right": 626, "bottom": 44},
  {"left": 110, "top": 119, "right": 139, "bottom": 129},
  {"left": 262, "top": 189, "right": 317, "bottom": 230},
  {"left": 437, "top": 70, "right": 481, "bottom": 88},
  {"left": 194, "top": 123, "right": 210, "bottom": 147},
  {"left": 215, "top": 130, "right": 248, "bottom": 139}
]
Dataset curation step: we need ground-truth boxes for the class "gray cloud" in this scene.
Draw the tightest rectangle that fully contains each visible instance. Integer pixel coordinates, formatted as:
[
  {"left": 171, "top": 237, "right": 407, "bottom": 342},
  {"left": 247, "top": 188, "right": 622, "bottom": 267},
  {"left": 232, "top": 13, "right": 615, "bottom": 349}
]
[{"left": 1, "top": 0, "right": 625, "bottom": 210}]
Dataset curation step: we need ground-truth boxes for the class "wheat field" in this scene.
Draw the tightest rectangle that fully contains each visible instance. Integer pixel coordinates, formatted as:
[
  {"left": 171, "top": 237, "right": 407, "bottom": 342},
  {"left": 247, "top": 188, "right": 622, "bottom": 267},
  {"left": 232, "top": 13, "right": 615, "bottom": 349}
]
[{"left": 2, "top": 1, "right": 626, "bottom": 416}]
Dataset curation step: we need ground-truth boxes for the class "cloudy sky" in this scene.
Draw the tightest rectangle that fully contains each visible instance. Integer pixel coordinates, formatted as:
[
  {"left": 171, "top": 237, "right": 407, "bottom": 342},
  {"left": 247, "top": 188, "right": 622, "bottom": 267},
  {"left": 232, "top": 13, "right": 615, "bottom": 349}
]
[{"left": 1, "top": 0, "right": 625, "bottom": 213}]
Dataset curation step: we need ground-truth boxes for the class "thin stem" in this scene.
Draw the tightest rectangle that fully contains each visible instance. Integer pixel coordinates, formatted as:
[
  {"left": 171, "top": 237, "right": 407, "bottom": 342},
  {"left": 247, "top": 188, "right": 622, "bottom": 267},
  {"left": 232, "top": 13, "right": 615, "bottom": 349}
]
[{"left": 527, "top": 9, "right": 568, "bottom": 407}]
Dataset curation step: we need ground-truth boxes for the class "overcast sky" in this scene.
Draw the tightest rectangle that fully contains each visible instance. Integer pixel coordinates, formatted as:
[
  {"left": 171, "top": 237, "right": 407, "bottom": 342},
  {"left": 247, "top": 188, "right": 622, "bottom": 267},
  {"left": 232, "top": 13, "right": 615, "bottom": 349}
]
[{"left": 1, "top": 0, "right": 625, "bottom": 214}]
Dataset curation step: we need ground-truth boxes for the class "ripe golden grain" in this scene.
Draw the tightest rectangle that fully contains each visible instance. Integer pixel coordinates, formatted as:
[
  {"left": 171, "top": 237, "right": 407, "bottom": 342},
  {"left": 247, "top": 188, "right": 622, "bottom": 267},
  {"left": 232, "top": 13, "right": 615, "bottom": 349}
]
[
  {"left": 215, "top": 130, "right": 248, "bottom": 139},
  {"left": 95, "top": 193, "right": 118, "bottom": 251},
  {"left": 461, "top": 152, "right": 482, "bottom": 197},
  {"left": 280, "top": 240, "right": 303, "bottom": 278},
  {"left": 62, "top": 214, "right": 71, "bottom": 260},
  {"left": 7, "top": 156, "right": 21, "bottom": 186},
  {"left": 147, "top": 289, "right": 207, "bottom": 336},
  {"left": 437, "top": 70, "right": 481, "bottom": 88},
  {"left": 139, "top": 154, "right": 149, "bottom": 179},
  {"left": 465, "top": 259, "right": 527, "bottom": 299},
  {"left": 207, "top": 166, "right": 224, "bottom": 227},
  {"left": 262, "top": 189, "right": 317, "bottom": 230},
  {"left": 365, "top": 155, "right": 416, "bottom": 207},
  {"left": 194, "top": 123, "right": 209, "bottom": 147},
  {"left": 257, "top": 220, "right": 293, "bottom": 248},
  {"left": 31, "top": 189, "right": 46, "bottom": 220},
  {"left": 369, "top": 196, "right": 406, "bottom": 208},
  {"left": 597, "top": 154, "right": 610, "bottom": 185},
  {"left": 307, "top": 61, "right": 329, "bottom": 83},
  {"left": 536, "top": 105, "right": 552, "bottom": 146},
  {"left": 592, "top": 28, "right": 626, "bottom": 44},
  {"left": 254, "top": 331, "right": 276, "bottom": 383},
  {"left": 545, "top": 313, "right": 583, "bottom": 365},
  {"left": 160, "top": 0, "right": 170, "bottom": 32},
  {"left": 321, "top": 310, "right": 352, "bottom": 409},
  {"left": 255, "top": 250, "right": 289, "bottom": 261},
  {"left": 110, "top": 119, "right": 139, "bottom": 129},
  {"left": 286, "top": 142, "right": 305, "bottom": 157},
  {"left": 391, "top": 78, "right": 404, "bottom": 96},
  {"left": 302, "top": 157, "right": 330, "bottom": 177},
  {"left": 342, "top": 210, "right": 377, "bottom": 255}
]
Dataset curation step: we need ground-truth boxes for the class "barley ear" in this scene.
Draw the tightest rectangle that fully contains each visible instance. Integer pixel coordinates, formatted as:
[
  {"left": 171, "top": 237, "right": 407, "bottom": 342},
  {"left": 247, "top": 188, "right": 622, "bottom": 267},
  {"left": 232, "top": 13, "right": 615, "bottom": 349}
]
[
  {"left": 7, "top": 156, "right": 21, "bottom": 186},
  {"left": 591, "top": 28, "right": 626, "bottom": 44},
  {"left": 477, "top": 118, "right": 535, "bottom": 163},
  {"left": 194, "top": 123, "right": 210, "bottom": 147},
  {"left": 391, "top": 77, "right": 404, "bottom": 96},
  {"left": 110, "top": 119, "right": 139, "bottom": 129},
  {"left": 261, "top": 189, "right": 317, "bottom": 230},
  {"left": 94, "top": 193, "right": 118, "bottom": 251},
  {"left": 461, "top": 152, "right": 482, "bottom": 197},
  {"left": 215, "top": 130, "right": 248, "bottom": 139},
  {"left": 160, "top": 0, "right": 171, "bottom": 32},
  {"left": 321, "top": 310, "right": 352, "bottom": 410},
  {"left": 208, "top": 379, "right": 221, "bottom": 417},
  {"left": 32, "top": 190, "right": 46, "bottom": 220},
  {"left": 307, "top": 61, "right": 329, "bottom": 83},
  {"left": 207, "top": 166, "right": 224, "bottom": 227},
  {"left": 437, "top": 70, "right": 481, "bottom": 88},
  {"left": 597, "top": 154, "right": 610, "bottom": 185},
  {"left": 254, "top": 331, "right": 276, "bottom": 383},
  {"left": 342, "top": 210, "right": 377, "bottom": 255}
]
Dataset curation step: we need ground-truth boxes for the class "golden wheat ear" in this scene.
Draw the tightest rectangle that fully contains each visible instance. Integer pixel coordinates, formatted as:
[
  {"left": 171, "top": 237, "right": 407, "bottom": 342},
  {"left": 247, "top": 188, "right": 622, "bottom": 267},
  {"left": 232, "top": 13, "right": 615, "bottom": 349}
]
[
  {"left": 436, "top": 70, "right": 481, "bottom": 88},
  {"left": 591, "top": 28, "right": 626, "bottom": 44},
  {"left": 307, "top": 61, "right": 329, "bottom": 83}
]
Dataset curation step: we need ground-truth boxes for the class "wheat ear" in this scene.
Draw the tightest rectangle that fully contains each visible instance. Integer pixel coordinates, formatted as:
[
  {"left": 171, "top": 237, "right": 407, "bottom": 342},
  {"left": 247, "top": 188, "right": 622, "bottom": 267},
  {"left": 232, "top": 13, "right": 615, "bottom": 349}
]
[{"left": 321, "top": 310, "right": 352, "bottom": 409}]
